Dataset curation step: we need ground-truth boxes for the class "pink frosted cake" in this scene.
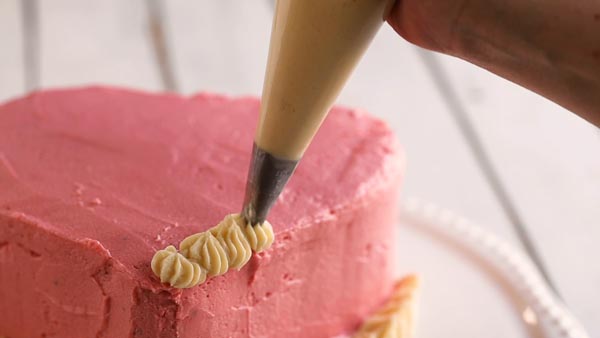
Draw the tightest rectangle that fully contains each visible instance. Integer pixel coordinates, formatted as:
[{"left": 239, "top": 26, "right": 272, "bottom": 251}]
[{"left": 0, "top": 87, "right": 404, "bottom": 338}]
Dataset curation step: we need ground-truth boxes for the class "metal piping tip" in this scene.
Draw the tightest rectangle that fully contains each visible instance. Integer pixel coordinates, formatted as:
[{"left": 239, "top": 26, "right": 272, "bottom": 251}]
[{"left": 242, "top": 143, "right": 298, "bottom": 225}]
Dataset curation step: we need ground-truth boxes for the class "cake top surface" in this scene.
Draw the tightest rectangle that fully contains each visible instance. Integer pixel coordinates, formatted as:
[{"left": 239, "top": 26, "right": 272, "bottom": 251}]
[{"left": 0, "top": 87, "right": 402, "bottom": 281}]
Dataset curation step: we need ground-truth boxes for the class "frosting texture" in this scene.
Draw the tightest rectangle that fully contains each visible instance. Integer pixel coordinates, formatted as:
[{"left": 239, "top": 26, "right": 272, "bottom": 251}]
[
  {"left": 210, "top": 214, "right": 254, "bottom": 270},
  {"left": 354, "top": 276, "right": 419, "bottom": 338},
  {"left": 179, "top": 231, "right": 228, "bottom": 277},
  {"left": 151, "top": 246, "right": 206, "bottom": 288},
  {"left": 154, "top": 213, "right": 274, "bottom": 288}
]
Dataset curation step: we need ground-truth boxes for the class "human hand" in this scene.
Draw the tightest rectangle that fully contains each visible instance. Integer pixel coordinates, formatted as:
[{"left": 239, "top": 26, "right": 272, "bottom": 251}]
[
  {"left": 385, "top": 0, "right": 600, "bottom": 126},
  {"left": 386, "top": 0, "right": 469, "bottom": 55}
]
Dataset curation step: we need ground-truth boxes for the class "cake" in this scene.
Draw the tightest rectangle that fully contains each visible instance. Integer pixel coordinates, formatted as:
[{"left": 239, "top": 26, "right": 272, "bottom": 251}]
[{"left": 0, "top": 87, "right": 405, "bottom": 338}]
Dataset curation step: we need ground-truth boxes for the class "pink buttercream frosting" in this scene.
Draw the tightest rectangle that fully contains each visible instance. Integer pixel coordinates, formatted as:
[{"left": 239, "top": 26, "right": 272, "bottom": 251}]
[{"left": 0, "top": 87, "right": 404, "bottom": 338}]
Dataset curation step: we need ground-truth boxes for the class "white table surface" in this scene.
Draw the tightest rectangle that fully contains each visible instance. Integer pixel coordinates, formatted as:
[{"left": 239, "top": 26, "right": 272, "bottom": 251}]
[{"left": 1, "top": 0, "right": 598, "bottom": 336}]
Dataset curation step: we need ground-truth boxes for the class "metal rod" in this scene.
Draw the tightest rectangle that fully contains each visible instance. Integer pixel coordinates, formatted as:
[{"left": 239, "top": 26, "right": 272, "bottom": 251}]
[
  {"left": 145, "top": 0, "right": 179, "bottom": 92},
  {"left": 418, "top": 49, "right": 562, "bottom": 298},
  {"left": 21, "top": 0, "right": 40, "bottom": 92}
]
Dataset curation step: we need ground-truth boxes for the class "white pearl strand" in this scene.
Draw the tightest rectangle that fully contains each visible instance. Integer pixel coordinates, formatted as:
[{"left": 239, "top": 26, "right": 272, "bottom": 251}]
[{"left": 401, "top": 197, "right": 590, "bottom": 338}]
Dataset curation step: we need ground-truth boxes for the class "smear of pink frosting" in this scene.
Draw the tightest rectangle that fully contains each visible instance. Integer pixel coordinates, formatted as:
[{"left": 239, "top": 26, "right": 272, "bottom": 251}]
[{"left": 0, "top": 87, "right": 404, "bottom": 338}]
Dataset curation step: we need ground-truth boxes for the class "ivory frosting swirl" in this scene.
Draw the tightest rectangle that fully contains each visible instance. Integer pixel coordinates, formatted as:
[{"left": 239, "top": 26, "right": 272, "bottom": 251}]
[
  {"left": 151, "top": 246, "right": 206, "bottom": 288},
  {"left": 243, "top": 219, "right": 275, "bottom": 252},
  {"left": 151, "top": 213, "right": 276, "bottom": 288},
  {"left": 354, "top": 275, "right": 419, "bottom": 338},
  {"left": 179, "top": 231, "right": 229, "bottom": 277},
  {"left": 210, "top": 214, "right": 253, "bottom": 270}
]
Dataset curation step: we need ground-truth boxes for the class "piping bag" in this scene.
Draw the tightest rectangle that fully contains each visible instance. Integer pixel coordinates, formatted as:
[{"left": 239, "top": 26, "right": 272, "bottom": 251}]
[{"left": 242, "top": 0, "right": 395, "bottom": 225}]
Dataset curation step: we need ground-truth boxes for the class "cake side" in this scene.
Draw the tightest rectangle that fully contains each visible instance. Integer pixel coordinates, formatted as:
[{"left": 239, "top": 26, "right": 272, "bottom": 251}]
[
  {"left": 0, "top": 211, "right": 136, "bottom": 338},
  {"left": 0, "top": 87, "right": 404, "bottom": 337}
]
